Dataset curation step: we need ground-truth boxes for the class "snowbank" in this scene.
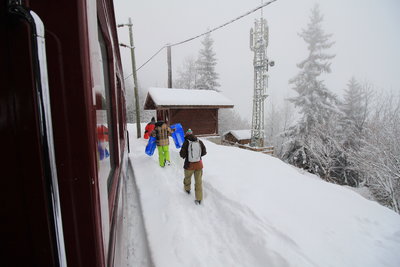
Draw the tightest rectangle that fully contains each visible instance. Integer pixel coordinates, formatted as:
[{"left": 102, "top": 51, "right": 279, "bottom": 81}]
[{"left": 127, "top": 124, "right": 400, "bottom": 267}]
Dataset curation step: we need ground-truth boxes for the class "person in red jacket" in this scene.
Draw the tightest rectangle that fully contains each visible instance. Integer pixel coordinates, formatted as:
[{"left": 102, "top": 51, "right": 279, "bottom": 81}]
[{"left": 144, "top": 117, "right": 155, "bottom": 139}]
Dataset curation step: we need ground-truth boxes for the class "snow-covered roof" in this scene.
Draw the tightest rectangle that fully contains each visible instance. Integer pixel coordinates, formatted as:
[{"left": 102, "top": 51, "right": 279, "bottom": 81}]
[
  {"left": 144, "top": 87, "right": 234, "bottom": 109},
  {"left": 226, "top": 129, "right": 252, "bottom": 140}
]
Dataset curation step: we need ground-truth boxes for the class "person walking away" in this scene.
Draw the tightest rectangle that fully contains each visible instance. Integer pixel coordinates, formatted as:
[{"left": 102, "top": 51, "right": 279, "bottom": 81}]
[
  {"left": 152, "top": 121, "right": 173, "bottom": 167},
  {"left": 144, "top": 117, "right": 156, "bottom": 139},
  {"left": 179, "top": 129, "right": 207, "bottom": 205}
]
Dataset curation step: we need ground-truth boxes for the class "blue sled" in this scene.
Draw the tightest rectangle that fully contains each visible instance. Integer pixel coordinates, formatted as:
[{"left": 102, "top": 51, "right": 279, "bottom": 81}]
[
  {"left": 145, "top": 136, "right": 157, "bottom": 156},
  {"left": 170, "top": 123, "right": 185, "bottom": 149},
  {"left": 98, "top": 143, "right": 110, "bottom": 160}
]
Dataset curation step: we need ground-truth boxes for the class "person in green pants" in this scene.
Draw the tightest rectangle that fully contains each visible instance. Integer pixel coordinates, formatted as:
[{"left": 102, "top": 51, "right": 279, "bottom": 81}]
[{"left": 152, "top": 121, "right": 173, "bottom": 167}]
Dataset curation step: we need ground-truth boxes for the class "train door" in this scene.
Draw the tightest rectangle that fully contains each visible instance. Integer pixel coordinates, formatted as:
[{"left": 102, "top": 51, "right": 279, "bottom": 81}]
[{"left": 1, "top": 3, "right": 66, "bottom": 266}]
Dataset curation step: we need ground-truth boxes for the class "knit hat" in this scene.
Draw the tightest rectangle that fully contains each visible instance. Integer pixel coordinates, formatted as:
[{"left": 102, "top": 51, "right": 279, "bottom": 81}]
[{"left": 186, "top": 129, "right": 193, "bottom": 135}]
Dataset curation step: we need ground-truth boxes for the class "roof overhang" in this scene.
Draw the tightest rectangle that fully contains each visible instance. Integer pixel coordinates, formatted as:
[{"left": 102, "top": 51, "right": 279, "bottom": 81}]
[{"left": 143, "top": 87, "right": 234, "bottom": 110}]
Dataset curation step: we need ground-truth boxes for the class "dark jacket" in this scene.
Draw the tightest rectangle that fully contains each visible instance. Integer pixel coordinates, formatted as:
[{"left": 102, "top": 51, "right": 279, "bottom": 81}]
[{"left": 179, "top": 134, "right": 207, "bottom": 170}]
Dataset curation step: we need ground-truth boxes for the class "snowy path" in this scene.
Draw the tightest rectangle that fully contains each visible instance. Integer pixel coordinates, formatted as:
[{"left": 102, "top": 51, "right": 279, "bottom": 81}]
[
  {"left": 129, "top": 138, "right": 309, "bottom": 267},
  {"left": 127, "top": 124, "right": 400, "bottom": 267}
]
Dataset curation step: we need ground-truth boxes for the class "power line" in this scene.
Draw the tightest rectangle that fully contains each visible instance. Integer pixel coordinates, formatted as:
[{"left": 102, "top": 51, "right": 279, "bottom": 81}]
[
  {"left": 124, "top": 0, "right": 277, "bottom": 79},
  {"left": 169, "top": 0, "right": 277, "bottom": 47},
  {"left": 124, "top": 45, "right": 166, "bottom": 80}
]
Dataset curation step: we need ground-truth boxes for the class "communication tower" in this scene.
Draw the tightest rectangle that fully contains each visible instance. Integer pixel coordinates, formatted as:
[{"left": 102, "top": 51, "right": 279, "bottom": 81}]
[{"left": 249, "top": 12, "right": 274, "bottom": 147}]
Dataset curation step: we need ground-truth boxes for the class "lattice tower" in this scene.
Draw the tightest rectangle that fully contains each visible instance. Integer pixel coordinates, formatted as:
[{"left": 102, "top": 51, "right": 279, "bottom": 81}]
[{"left": 250, "top": 17, "right": 269, "bottom": 147}]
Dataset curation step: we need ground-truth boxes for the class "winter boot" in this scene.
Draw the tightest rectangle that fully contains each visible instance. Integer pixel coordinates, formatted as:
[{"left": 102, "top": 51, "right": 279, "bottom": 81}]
[{"left": 194, "top": 200, "right": 201, "bottom": 205}]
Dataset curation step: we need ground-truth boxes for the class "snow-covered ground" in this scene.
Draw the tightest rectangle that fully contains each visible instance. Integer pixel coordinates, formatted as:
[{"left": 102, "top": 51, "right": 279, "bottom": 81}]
[{"left": 127, "top": 124, "right": 400, "bottom": 267}]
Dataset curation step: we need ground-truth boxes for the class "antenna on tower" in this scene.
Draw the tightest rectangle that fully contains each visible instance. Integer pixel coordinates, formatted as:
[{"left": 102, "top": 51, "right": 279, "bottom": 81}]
[{"left": 261, "top": 0, "right": 264, "bottom": 17}]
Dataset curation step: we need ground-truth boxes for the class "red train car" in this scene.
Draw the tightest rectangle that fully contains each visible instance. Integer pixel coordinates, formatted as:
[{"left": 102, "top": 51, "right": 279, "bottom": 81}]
[{"left": 1, "top": 0, "right": 132, "bottom": 266}]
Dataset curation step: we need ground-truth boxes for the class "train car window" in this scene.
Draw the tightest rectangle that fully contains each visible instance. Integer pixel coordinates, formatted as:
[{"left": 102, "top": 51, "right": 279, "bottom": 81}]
[{"left": 96, "top": 26, "right": 115, "bottom": 191}]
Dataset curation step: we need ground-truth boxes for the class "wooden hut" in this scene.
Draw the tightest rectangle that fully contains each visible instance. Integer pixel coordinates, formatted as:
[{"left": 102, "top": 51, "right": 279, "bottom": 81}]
[
  {"left": 223, "top": 130, "right": 251, "bottom": 145},
  {"left": 223, "top": 130, "right": 275, "bottom": 155},
  {"left": 144, "top": 87, "right": 234, "bottom": 135}
]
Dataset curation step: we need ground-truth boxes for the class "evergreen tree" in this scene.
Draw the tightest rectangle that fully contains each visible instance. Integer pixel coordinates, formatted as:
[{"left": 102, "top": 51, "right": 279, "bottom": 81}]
[
  {"left": 174, "top": 56, "right": 197, "bottom": 89},
  {"left": 195, "top": 33, "right": 220, "bottom": 90},
  {"left": 339, "top": 77, "right": 369, "bottom": 143},
  {"left": 283, "top": 4, "right": 338, "bottom": 177},
  {"left": 337, "top": 78, "right": 373, "bottom": 186}
]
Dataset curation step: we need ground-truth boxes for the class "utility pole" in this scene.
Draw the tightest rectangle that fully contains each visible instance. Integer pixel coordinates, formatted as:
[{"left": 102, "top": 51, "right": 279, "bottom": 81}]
[
  {"left": 167, "top": 44, "right": 172, "bottom": 88},
  {"left": 118, "top": 18, "right": 141, "bottom": 138}
]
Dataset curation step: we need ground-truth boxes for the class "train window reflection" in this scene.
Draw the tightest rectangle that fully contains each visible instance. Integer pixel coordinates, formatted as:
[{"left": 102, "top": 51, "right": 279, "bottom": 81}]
[{"left": 96, "top": 26, "right": 115, "bottom": 192}]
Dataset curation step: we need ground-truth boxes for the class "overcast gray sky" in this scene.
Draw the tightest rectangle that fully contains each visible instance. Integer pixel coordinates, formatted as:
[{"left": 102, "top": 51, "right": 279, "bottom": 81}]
[{"left": 115, "top": 0, "right": 400, "bottom": 120}]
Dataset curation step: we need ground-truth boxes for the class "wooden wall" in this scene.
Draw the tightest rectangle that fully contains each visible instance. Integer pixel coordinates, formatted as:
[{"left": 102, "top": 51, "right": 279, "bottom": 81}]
[
  {"left": 224, "top": 133, "right": 238, "bottom": 143},
  {"left": 169, "top": 108, "right": 218, "bottom": 135}
]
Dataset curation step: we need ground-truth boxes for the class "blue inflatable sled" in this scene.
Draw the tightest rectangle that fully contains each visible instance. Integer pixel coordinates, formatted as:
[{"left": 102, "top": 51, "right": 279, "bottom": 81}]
[
  {"left": 145, "top": 136, "right": 157, "bottom": 156},
  {"left": 170, "top": 123, "right": 185, "bottom": 149}
]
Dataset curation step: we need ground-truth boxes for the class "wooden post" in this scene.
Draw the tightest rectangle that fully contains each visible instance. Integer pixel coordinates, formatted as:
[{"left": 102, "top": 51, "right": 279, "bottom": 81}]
[
  {"left": 128, "top": 17, "right": 141, "bottom": 138},
  {"left": 167, "top": 45, "right": 172, "bottom": 88}
]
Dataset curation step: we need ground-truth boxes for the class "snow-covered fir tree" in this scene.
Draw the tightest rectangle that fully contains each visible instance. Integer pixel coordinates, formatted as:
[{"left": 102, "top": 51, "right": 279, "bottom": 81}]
[
  {"left": 283, "top": 4, "right": 339, "bottom": 178},
  {"left": 339, "top": 77, "right": 370, "bottom": 144},
  {"left": 195, "top": 33, "right": 220, "bottom": 90},
  {"left": 335, "top": 78, "right": 373, "bottom": 186},
  {"left": 174, "top": 56, "right": 197, "bottom": 89}
]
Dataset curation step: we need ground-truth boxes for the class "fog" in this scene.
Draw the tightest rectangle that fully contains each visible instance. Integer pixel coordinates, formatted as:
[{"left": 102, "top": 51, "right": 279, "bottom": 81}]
[{"left": 114, "top": 0, "right": 400, "bottom": 120}]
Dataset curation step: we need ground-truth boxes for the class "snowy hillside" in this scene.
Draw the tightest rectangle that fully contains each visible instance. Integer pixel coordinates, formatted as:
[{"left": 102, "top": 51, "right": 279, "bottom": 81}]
[{"left": 127, "top": 124, "right": 400, "bottom": 267}]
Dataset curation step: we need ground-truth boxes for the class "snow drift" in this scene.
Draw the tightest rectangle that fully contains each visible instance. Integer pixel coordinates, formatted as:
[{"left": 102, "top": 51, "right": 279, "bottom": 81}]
[{"left": 127, "top": 124, "right": 400, "bottom": 267}]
